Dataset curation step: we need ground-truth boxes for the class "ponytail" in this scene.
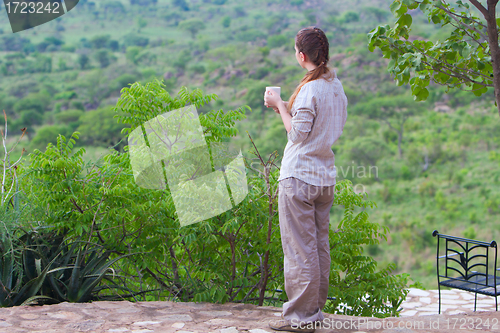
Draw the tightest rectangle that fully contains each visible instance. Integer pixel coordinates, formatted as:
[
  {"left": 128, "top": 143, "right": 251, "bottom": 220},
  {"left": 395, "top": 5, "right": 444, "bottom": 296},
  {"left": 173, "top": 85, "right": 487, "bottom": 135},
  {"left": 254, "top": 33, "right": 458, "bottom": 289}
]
[{"left": 288, "top": 27, "right": 335, "bottom": 113}]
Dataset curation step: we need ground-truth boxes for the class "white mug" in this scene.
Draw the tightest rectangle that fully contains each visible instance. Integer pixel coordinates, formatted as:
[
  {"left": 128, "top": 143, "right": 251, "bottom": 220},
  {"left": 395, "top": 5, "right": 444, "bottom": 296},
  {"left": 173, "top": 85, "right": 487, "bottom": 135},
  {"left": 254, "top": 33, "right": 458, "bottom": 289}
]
[
  {"left": 265, "top": 86, "right": 281, "bottom": 108},
  {"left": 266, "top": 86, "right": 281, "bottom": 96}
]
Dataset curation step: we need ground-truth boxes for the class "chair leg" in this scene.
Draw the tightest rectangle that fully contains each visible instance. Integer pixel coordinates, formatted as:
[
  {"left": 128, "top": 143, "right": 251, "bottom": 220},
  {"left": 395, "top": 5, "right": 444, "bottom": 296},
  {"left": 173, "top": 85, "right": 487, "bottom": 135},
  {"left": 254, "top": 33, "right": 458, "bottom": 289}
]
[
  {"left": 438, "top": 284, "right": 441, "bottom": 314},
  {"left": 496, "top": 296, "right": 498, "bottom": 312},
  {"left": 475, "top": 292, "right": 477, "bottom": 312}
]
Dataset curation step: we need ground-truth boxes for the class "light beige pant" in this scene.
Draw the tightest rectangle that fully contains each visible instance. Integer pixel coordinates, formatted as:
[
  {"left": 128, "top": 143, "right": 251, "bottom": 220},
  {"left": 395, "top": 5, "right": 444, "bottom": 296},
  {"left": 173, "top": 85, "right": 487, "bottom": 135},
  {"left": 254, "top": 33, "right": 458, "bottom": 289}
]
[{"left": 278, "top": 177, "right": 335, "bottom": 325}]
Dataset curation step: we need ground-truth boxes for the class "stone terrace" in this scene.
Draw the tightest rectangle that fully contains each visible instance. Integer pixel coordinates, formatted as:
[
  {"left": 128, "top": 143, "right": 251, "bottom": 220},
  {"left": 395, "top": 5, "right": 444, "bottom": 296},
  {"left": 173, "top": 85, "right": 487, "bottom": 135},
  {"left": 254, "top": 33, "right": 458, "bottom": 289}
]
[{"left": 0, "top": 288, "right": 498, "bottom": 333}]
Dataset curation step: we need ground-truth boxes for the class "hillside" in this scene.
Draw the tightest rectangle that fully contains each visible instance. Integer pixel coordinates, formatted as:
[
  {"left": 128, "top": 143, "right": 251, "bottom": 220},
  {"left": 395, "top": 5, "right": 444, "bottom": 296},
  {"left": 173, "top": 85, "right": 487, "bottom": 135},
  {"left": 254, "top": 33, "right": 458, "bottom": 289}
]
[{"left": 0, "top": 0, "right": 498, "bottom": 289}]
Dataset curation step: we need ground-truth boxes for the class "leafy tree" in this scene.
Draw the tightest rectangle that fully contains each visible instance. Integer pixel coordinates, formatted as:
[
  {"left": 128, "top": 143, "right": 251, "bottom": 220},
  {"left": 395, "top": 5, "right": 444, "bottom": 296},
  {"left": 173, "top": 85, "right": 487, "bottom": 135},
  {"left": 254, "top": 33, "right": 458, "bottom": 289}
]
[
  {"left": 302, "top": 9, "right": 317, "bottom": 26},
  {"left": 363, "top": 6, "right": 390, "bottom": 22},
  {"left": 137, "top": 17, "right": 147, "bottom": 32},
  {"left": 234, "top": 5, "right": 247, "bottom": 17},
  {"left": 30, "top": 125, "right": 72, "bottom": 151},
  {"left": 368, "top": 0, "right": 500, "bottom": 116},
  {"left": 264, "top": 14, "right": 289, "bottom": 35},
  {"left": 178, "top": 19, "right": 206, "bottom": 39},
  {"left": 103, "top": 0, "right": 126, "bottom": 13},
  {"left": 221, "top": 15, "right": 231, "bottom": 29},
  {"left": 94, "top": 50, "right": 112, "bottom": 68},
  {"left": 126, "top": 46, "right": 143, "bottom": 65},
  {"left": 108, "top": 40, "right": 120, "bottom": 51},
  {"left": 0, "top": 35, "right": 31, "bottom": 52},
  {"left": 54, "top": 109, "right": 84, "bottom": 132},
  {"left": 73, "top": 69, "right": 112, "bottom": 110},
  {"left": 172, "top": 0, "right": 189, "bottom": 11},
  {"left": 77, "top": 54, "right": 90, "bottom": 70},
  {"left": 351, "top": 95, "right": 424, "bottom": 158},
  {"left": 122, "top": 33, "right": 149, "bottom": 47},
  {"left": 77, "top": 106, "right": 124, "bottom": 148},
  {"left": 344, "top": 137, "right": 390, "bottom": 180},
  {"left": 267, "top": 35, "right": 288, "bottom": 49},
  {"left": 341, "top": 11, "right": 360, "bottom": 23},
  {"left": 89, "top": 35, "right": 111, "bottom": 49},
  {"left": 15, "top": 110, "right": 43, "bottom": 140},
  {"left": 14, "top": 93, "right": 50, "bottom": 114}
]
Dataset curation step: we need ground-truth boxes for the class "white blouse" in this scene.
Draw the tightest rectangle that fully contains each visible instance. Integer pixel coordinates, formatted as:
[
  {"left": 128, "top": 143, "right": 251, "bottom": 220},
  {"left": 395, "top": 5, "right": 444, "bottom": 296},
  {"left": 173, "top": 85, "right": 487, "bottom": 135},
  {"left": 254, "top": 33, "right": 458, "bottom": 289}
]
[{"left": 278, "top": 72, "right": 348, "bottom": 187}]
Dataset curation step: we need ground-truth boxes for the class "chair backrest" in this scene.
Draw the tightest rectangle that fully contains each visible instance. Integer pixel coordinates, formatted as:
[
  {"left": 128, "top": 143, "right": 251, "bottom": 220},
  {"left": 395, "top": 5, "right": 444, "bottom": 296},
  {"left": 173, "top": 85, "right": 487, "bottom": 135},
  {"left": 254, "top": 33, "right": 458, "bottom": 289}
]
[{"left": 433, "top": 230, "right": 497, "bottom": 286}]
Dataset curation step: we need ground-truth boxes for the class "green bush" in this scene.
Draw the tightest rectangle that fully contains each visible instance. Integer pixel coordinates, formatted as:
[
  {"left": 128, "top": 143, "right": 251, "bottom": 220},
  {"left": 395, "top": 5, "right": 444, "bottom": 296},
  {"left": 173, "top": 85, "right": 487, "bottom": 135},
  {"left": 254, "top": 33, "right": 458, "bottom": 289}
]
[
  {"left": 267, "top": 35, "right": 288, "bottom": 49},
  {"left": 18, "top": 81, "right": 412, "bottom": 316},
  {"left": 30, "top": 125, "right": 72, "bottom": 151},
  {"left": 400, "top": 165, "right": 411, "bottom": 180},
  {"left": 463, "top": 226, "right": 477, "bottom": 240}
]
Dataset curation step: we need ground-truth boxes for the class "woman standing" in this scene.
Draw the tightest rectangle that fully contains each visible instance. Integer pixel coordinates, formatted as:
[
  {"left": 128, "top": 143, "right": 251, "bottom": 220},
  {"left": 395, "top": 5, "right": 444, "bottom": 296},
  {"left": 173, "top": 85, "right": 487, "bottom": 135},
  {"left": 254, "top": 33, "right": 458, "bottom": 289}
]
[{"left": 264, "top": 26, "right": 348, "bottom": 333}]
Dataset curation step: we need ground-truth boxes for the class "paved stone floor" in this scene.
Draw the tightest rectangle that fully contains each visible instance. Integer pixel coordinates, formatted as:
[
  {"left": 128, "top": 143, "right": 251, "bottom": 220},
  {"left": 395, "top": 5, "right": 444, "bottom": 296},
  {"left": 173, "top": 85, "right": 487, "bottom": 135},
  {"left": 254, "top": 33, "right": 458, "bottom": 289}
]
[
  {"left": 0, "top": 289, "right": 498, "bottom": 333},
  {"left": 400, "top": 288, "right": 498, "bottom": 316}
]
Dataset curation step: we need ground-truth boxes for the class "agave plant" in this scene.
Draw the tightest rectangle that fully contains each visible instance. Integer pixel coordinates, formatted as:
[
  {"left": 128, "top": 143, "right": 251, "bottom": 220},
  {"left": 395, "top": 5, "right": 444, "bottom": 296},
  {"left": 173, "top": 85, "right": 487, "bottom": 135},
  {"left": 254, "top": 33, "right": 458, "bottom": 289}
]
[
  {"left": 46, "top": 240, "right": 136, "bottom": 303},
  {"left": 0, "top": 228, "right": 139, "bottom": 306},
  {"left": 0, "top": 232, "right": 64, "bottom": 307}
]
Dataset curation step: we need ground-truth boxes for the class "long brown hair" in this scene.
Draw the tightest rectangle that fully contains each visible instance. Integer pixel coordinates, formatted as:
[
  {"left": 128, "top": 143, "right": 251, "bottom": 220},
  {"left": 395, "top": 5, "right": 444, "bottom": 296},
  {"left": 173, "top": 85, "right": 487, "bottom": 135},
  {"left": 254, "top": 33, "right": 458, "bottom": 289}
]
[{"left": 288, "top": 26, "right": 335, "bottom": 112}]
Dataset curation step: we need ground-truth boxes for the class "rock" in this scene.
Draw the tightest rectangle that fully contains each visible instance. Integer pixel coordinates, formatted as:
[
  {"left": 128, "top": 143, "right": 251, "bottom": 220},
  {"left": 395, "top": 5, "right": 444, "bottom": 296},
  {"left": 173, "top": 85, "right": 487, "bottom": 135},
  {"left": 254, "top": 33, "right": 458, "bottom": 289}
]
[
  {"left": 199, "top": 311, "right": 233, "bottom": 317},
  {"left": 65, "top": 320, "right": 105, "bottom": 332},
  {"left": 221, "top": 327, "right": 239, "bottom": 333}
]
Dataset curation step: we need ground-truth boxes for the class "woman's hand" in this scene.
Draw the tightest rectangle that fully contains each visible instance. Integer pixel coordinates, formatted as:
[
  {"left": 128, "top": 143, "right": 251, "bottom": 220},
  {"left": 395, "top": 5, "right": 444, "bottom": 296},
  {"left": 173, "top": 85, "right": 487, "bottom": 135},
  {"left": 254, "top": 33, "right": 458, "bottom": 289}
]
[{"left": 264, "top": 90, "right": 283, "bottom": 109}]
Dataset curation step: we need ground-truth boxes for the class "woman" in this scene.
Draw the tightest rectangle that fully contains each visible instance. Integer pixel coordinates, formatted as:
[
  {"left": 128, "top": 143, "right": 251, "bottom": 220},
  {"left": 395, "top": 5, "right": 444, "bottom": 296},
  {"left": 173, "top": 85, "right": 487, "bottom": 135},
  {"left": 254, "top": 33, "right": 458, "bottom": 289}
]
[{"left": 264, "top": 26, "right": 348, "bottom": 333}]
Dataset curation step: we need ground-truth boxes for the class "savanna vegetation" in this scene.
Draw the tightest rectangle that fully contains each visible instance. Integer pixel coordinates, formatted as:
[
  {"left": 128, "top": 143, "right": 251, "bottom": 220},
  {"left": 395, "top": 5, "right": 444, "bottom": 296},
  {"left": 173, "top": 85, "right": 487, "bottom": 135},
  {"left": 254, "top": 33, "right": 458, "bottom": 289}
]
[{"left": 0, "top": 0, "right": 497, "bottom": 314}]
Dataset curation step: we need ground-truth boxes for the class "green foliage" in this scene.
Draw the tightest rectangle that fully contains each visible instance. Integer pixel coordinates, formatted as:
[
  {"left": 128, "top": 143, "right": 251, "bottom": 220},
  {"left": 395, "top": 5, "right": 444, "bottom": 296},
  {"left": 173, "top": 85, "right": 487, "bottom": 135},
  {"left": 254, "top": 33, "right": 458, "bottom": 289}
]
[
  {"left": 77, "top": 106, "right": 124, "bottom": 148},
  {"left": 178, "top": 18, "right": 206, "bottom": 39},
  {"left": 137, "top": 17, "right": 148, "bottom": 32},
  {"left": 341, "top": 11, "right": 360, "bottom": 23},
  {"left": 126, "top": 46, "right": 143, "bottom": 65},
  {"left": 267, "top": 35, "right": 288, "bottom": 49},
  {"left": 77, "top": 54, "right": 90, "bottom": 70},
  {"left": 0, "top": 228, "right": 134, "bottom": 307},
  {"left": 94, "top": 50, "right": 113, "bottom": 69},
  {"left": 30, "top": 125, "right": 73, "bottom": 151},
  {"left": 122, "top": 33, "right": 149, "bottom": 47},
  {"left": 463, "top": 226, "right": 476, "bottom": 240},
  {"left": 16, "top": 81, "right": 410, "bottom": 316},
  {"left": 14, "top": 92, "right": 50, "bottom": 113},
  {"left": 221, "top": 15, "right": 231, "bottom": 29},
  {"left": 368, "top": 0, "right": 494, "bottom": 102},
  {"left": 364, "top": 7, "right": 390, "bottom": 22},
  {"left": 89, "top": 35, "right": 111, "bottom": 49},
  {"left": 326, "top": 180, "right": 412, "bottom": 318},
  {"left": 172, "top": 0, "right": 189, "bottom": 11}
]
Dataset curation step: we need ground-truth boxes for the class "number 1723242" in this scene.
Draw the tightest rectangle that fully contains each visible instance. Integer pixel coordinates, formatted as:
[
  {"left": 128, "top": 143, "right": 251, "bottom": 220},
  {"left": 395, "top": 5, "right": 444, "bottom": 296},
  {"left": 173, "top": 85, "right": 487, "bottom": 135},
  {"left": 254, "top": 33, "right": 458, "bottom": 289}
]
[{"left": 5, "top": 1, "right": 62, "bottom": 14}]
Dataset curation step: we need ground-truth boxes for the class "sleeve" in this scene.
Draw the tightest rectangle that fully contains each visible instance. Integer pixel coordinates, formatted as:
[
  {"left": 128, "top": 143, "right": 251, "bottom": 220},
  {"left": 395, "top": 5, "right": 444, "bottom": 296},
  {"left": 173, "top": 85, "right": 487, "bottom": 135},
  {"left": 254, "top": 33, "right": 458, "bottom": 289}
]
[{"left": 288, "top": 83, "right": 317, "bottom": 144}]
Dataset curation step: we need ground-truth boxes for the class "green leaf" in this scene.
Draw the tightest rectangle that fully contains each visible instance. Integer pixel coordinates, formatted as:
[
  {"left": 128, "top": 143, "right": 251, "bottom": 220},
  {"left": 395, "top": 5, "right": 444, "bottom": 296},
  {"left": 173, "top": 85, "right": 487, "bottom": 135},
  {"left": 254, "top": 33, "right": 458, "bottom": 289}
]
[
  {"left": 401, "top": 14, "right": 413, "bottom": 27},
  {"left": 416, "top": 87, "right": 429, "bottom": 100},
  {"left": 390, "top": 1, "right": 402, "bottom": 15},
  {"left": 472, "top": 82, "right": 484, "bottom": 96},
  {"left": 419, "top": 0, "right": 430, "bottom": 12},
  {"left": 431, "top": 15, "right": 441, "bottom": 24}
]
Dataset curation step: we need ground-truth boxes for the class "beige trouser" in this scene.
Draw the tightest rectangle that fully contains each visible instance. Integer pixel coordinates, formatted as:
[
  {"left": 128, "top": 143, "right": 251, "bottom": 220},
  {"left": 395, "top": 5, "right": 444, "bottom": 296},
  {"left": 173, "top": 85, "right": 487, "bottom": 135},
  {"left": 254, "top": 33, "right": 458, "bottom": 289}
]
[{"left": 278, "top": 177, "right": 335, "bottom": 325}]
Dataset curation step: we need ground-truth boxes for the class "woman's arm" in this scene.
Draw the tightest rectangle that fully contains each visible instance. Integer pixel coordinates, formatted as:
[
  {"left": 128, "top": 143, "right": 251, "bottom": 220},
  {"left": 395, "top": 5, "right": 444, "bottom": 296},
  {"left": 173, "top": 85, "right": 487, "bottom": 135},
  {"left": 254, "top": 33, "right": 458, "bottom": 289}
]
[
  {"left": 272, "top": 101, "right": 288, "bottom": 113},
  {"left": 276, "top": 100, "right": 292, "bottom": 133}
]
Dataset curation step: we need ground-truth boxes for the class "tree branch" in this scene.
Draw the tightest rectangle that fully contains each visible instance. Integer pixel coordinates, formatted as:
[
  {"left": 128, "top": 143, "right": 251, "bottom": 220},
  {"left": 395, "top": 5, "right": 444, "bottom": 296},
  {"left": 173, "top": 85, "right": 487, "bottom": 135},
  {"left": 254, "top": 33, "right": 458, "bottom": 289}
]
[
  {"left": 437, "top": 4, "right": 488, "bottom": 40},
  {"left": 469, "top": 0, "right": 489, "bottom": 18}
]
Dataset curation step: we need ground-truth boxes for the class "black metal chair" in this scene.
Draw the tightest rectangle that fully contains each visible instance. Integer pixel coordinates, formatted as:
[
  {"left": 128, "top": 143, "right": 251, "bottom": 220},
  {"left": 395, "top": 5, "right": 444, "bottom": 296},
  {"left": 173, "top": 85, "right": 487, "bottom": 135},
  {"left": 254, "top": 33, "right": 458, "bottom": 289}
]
[{"left": 433, "top": 230, "right": 499, "bottom": 314}]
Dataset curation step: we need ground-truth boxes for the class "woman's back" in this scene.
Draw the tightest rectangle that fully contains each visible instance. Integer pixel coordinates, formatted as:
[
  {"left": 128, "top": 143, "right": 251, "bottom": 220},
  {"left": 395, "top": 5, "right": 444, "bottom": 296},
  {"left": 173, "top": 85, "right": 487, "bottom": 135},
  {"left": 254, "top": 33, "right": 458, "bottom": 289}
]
[{"left": 278, "top": 72, "right": 348, "bottom": 187}]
